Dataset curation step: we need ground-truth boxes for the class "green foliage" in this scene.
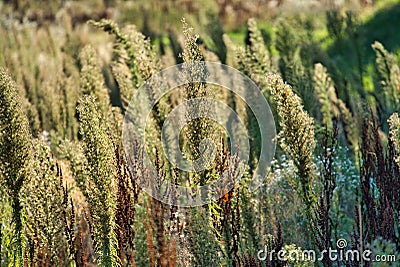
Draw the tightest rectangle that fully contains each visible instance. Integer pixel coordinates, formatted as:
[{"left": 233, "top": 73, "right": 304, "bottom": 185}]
[
  {"left": 276, "top": 19, "right": 300, "bottom": 63},
  {"left": 367, "top": 237, "right": 398, "bottom": 267},
  {"left": 204, "top": 13, "right": 227, "bottom": 64},
  {"left": 326, "top": 10, "right": 347, "bottom": 41},
  {"left": 22, "top": 141, "right": 67, "bottom": 265},
  {"left": 275, "top": 19, "right": 320, "bottom": 118},
  {"left": 0, "top": 190, "right": 13, "bottom": 266},
  {"left": 313, "top": 63, "right": 336, "bottom": 129}
]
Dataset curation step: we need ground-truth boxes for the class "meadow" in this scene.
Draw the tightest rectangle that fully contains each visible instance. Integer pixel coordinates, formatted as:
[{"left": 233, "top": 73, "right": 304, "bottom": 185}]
[{"left": 0, "top": 0, "right": 400, "bottom": 266}]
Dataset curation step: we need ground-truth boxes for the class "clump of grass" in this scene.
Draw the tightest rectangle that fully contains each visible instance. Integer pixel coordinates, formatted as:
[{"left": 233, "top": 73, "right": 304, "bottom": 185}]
[
  {"left": 372, "top": 41, "right": 400, "bottom": 126},
  {"left": 236, "top": 18, "right": 273, "bottom": 91},
  {"left": 89, "top": 19, "right": 161, "bottom": 110},
  {"left": 90, "top": 18, "right": 167, "bottom": 163},
  {"left": 234, "top": 19, "right": 274, "bottom": 173},
  {"left": 313, "top": 63, "right": 358, "bottom": 153},
  {"left": 0, "top": 68, "right": 32, "bottom": 265},
  {"left": 79, "top": 45, "right": 110, "bottom": 105},
  {"left": 267, "top": 73, "right": 317, "bottom": 211},
  {"left": 179, "top": 19, "right": 223, "bottom": 185}
]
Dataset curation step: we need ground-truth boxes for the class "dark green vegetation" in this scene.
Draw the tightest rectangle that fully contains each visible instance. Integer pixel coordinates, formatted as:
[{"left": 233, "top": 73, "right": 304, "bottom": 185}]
[{"left": 1, "top": 0, "right": 400, "bottom": 266}]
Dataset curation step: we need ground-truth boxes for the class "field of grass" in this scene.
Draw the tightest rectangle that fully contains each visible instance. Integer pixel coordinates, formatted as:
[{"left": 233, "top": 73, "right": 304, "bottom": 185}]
[{"left": 1, "top": 0, "right": 400, "bottom": 266}]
